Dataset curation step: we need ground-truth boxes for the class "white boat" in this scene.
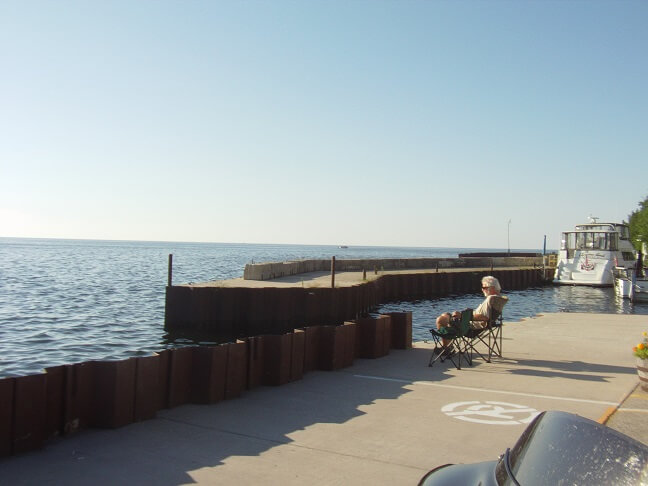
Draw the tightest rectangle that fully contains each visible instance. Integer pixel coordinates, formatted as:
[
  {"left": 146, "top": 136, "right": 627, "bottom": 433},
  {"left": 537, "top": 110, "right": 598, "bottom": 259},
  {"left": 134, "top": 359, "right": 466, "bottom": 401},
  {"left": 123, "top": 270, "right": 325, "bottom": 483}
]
[
  {"left": 614, "top": 267, "right": 648, "bottom": 302},
  {"left": 553, "top": 217, "right": 637, "bottom": 286}
]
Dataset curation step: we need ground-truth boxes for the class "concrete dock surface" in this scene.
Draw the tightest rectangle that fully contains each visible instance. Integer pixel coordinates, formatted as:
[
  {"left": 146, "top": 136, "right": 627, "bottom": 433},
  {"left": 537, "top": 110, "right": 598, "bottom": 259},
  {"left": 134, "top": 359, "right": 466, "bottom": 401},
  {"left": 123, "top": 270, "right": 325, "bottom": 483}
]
[
  {"left": 191, "top": 266, "right": 542, "bottom": 288},
  {"left": 1, "top": 312, "right": 647, "bottom": 485}
]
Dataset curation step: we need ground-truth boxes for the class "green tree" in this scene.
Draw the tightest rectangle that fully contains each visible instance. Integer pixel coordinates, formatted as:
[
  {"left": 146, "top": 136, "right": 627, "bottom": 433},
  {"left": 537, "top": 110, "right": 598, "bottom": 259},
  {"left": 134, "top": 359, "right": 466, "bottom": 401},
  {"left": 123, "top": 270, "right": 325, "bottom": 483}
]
[{"left": 628, "top": 195, "right": 648, "bottom": 252}]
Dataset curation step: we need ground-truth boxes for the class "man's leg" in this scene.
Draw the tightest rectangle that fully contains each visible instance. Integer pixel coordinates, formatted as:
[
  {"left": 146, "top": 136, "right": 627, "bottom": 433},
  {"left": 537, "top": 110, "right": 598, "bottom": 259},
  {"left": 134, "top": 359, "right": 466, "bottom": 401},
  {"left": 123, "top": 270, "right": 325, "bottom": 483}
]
[{"left": 436, "top": 312, "right": 452, "bottom": 347}]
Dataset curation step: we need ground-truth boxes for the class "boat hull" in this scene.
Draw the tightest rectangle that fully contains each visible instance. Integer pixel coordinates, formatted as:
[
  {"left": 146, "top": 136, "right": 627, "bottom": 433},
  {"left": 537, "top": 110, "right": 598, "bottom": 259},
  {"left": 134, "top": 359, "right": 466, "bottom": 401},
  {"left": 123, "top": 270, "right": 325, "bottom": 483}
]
[
  {"left": 554, "top": 280, "right": 612, "bottom": 287},
  {"left": 615, "top": 275, "right": 648, "bottom": 302},
  {"left": 553, "top": 251, "right": 617, "bottom": 286}
]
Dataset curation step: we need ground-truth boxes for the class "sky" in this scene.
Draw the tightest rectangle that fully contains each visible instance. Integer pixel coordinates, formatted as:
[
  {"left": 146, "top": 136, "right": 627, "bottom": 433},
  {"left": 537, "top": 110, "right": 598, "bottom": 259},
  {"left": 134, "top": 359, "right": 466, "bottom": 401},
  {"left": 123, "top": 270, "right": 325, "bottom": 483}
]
[{"left": 1, "top": 0, "right": 646, "bottom": 250}]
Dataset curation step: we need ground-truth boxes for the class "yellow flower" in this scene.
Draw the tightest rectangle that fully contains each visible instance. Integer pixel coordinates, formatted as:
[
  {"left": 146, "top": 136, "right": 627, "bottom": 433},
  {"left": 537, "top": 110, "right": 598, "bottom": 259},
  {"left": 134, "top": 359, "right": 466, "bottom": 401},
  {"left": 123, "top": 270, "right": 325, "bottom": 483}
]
[
  {"left": 639, "top": 343, "right": 646, "bottom": 351},
  {"left": 644, "top": 331, "right": 648, "bottom": 337}
]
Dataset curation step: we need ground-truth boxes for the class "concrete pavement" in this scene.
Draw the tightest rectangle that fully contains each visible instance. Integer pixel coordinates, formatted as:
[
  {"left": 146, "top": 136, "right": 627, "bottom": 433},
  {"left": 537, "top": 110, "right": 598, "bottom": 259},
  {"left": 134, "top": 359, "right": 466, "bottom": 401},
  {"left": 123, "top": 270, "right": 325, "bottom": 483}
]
[
  {"left": 191, "top": 266, "right": 541, "bottom": 288},
  {"left": 0, "top": 313, "right": 646, "bottom": 485}
]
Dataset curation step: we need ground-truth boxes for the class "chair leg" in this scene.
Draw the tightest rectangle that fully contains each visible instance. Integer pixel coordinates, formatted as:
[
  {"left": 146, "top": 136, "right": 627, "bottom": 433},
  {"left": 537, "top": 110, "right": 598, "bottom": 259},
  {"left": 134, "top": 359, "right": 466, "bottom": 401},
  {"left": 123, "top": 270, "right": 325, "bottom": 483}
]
[
  {"left": 467, "top": 331, "right": 490, "bottom": 363},
  {"left": 429, "top": 339, "right": 464, "bottom": 370},
  {"left": 488, "top": 331, "right": 493, "bottom": 362},
  {"left": 488, "top": 325, "right": 502, "bottom": 359},
  {"left": 452, "top": 338, "right": 474, "bottom": 369},
  {"left": 429, "top": 334, "right": 447, "bottom": 367},
  {"left": 498, "top": 326, "right": 503, "bottom": 356},
  {"left": 495, "top": 325, "right": 502, "bottom": 358},
  {"left": 446, "top": 342, "right": 462, "bottom": 370}
]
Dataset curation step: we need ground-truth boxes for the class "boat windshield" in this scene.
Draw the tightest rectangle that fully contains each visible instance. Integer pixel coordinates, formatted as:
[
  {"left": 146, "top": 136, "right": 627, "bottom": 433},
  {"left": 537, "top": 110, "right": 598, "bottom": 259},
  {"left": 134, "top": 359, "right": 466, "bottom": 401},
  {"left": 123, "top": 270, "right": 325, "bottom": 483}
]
[{"left": 561, "top": 232, "right": 618, "bottom": 251}]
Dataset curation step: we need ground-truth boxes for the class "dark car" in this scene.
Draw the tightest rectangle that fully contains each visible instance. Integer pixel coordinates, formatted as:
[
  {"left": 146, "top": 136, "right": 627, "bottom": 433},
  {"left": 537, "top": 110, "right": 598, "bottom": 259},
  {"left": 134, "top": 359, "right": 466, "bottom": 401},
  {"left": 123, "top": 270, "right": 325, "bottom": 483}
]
[{"left": 418, "top": 410, "right": 648, "bottom": 486}]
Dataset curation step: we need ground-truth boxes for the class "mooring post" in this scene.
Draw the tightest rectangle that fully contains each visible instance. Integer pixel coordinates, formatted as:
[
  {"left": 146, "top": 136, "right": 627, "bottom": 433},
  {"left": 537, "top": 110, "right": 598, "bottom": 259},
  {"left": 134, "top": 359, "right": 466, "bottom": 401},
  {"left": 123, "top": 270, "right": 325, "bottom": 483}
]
[
  {"left": 168, "top": 254, "right": 173, "bottom": 287},
  {"left": 543, "top": 234, "right": 547, "bottom": 272},
  {"left": 331, "top": 256, "right": 336, "bottom": 288}
]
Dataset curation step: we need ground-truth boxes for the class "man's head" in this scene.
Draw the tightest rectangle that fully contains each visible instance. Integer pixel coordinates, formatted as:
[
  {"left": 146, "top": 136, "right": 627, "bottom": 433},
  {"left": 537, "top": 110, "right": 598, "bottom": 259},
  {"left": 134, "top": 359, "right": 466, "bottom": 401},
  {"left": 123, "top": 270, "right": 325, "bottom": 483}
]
[{"left": 481, "top": 276, "right": 501, "bottom": 295}]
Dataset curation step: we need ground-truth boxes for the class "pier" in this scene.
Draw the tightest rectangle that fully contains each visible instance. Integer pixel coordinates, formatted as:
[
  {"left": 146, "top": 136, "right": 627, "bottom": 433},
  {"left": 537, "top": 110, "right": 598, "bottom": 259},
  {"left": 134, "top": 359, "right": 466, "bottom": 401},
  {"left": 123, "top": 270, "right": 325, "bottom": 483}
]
[
  {"left": 4, "top": 255, "right": 646, "bottom": 480},
  {"left": 165, "top": 256, "right": 554, "bottom": 339},
  {"left": 1, "top": 256, "right": 557, "bottom": 464},
  {"left": 1, "top": 313, "right": 646, "bottom": 484}
]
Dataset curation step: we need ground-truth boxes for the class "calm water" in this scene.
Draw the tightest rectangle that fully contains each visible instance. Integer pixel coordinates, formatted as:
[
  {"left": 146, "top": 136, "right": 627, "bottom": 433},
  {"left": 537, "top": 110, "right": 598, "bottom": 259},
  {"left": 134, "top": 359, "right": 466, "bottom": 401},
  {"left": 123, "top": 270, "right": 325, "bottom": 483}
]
[
  {"left": 1, "top": 237, "right": 646, "bottom": 378},
  {"left": 377, "top": 284, "right": 646, "bottom": 342}
]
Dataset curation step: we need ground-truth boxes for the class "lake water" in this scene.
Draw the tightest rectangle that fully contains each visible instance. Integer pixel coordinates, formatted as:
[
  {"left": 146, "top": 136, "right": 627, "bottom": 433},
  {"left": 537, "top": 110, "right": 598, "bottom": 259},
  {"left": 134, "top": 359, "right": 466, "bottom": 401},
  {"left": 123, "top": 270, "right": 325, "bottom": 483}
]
[{"left": 1, "top": 237, "right": 646, "bottom": 378}]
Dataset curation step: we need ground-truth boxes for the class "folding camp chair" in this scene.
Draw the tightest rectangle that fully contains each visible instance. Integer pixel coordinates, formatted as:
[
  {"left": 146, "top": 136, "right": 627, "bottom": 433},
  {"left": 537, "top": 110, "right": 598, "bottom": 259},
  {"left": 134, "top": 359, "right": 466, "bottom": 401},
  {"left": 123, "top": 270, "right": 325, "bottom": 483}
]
[
  {"left": 428, "top": 309, "right": 473, "bottom": 370},
  {"left": 462, "top": 295, "right": 508, "bottom": 363}
]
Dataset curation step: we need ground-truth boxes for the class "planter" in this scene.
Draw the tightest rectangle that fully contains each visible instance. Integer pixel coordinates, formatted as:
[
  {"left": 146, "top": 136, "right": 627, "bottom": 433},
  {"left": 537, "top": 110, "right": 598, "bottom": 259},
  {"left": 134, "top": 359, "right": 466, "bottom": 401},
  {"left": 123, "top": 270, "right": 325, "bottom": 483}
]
[{"left": 638, "top": 358, "right": 648, "bottom": 392}]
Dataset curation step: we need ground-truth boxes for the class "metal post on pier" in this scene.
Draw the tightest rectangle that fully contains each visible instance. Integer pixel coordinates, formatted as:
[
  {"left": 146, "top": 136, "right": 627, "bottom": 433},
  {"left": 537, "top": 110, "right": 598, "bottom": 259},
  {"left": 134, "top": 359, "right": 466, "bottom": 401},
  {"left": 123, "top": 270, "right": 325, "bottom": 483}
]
[
  {"left": 507, "top": 219, "right": 512, "bottom": 256},
  {"left": 331, "top": 256, "right": 336, "bottom": 288},
  {"left": 543, "top": 235, "right": 547, "bottom": 274},
  {"left": 168, "top": 254, "right": 173, "bottom": 287}
]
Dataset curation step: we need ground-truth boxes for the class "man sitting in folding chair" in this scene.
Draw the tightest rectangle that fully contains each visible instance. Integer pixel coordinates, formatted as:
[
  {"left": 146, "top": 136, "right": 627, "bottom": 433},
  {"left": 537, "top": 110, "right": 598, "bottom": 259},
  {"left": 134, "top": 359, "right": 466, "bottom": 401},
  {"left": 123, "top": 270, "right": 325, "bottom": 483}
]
[
  {"left": 468, "top": 275, "right": 506, "bottom": 330},
  {"left": 430, "top": 276, "right": 507, "bottom": 367}
]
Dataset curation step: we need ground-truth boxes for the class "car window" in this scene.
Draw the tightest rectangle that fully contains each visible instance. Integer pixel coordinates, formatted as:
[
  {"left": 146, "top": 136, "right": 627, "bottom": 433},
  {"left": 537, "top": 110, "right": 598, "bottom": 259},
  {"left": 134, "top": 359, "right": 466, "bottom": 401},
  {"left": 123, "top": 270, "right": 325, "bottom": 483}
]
[{"left": 508, "top": 412, "right": 648, "bottom": 485}]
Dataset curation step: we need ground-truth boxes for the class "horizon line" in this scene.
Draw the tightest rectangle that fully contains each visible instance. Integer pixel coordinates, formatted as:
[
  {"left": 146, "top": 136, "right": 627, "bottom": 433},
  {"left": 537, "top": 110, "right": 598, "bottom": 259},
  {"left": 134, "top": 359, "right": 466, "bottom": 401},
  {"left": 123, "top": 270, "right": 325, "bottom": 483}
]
[{"left": 0, "top": 235, "right": 547, "bottom": 252}]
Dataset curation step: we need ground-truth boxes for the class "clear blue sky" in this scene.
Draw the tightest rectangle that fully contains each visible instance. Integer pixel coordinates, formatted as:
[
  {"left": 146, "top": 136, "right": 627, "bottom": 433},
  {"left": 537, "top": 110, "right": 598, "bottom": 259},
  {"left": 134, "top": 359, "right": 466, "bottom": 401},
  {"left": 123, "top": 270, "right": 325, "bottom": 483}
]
[{"left": 1, "top": 0, "right": 646, "bottom": 250}]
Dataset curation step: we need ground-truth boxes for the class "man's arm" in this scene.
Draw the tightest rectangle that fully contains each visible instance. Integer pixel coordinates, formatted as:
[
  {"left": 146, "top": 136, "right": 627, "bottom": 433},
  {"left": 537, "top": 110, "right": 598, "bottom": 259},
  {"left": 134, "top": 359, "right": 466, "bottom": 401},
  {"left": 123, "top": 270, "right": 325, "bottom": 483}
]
[{"left": 472, "top": 296, "right": 493, "bottom": 321}]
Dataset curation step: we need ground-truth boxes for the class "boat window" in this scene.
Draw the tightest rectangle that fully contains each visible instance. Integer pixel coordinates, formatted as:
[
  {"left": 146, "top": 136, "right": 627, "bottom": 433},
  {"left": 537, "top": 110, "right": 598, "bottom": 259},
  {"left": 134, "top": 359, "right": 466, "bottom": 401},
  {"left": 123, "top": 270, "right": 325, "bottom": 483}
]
[
  {"left": 561, "top": 233, "right": 576, "bottom": 251},
  {"left": 622, "top": 252, "right": 635, "bottom": 261},
  {"left": 575, "top": 224, "right": 614, "bottom": 232},
  {"left": 593, "top": 233, "right": 607, "bottom": 250},
  {"left": 616, "top": 225, "right": 630, "bottom": 239},
  {"left": 575, "top": 232, "right": 592, "bottom": 249},
  {"left": 566, "top": 232, "right": 615, "bottom": 251}
]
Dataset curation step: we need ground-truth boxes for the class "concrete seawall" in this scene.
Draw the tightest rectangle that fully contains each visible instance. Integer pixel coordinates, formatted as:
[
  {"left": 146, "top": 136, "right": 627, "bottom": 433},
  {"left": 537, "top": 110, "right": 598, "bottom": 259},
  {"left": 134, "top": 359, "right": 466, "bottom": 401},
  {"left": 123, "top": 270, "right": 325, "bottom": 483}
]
[{"left": 243, "top": 256, "right": 546, "bottom": 281}]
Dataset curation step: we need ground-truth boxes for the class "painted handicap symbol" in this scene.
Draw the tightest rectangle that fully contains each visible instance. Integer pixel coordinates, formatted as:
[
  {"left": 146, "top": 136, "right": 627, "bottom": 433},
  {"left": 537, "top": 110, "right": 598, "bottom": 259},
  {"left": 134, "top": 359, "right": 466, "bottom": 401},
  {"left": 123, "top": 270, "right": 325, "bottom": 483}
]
[{"left": 442, "top": 401, "right": 540, "bottom": 425}]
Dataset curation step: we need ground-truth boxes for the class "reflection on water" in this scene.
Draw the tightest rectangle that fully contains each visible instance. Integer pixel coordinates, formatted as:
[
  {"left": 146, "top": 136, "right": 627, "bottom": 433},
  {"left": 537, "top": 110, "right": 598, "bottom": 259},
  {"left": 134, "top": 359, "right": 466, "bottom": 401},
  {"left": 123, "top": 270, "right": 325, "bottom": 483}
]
[
  {"left": 376, "top": 285, "right": 648, "bottom": 342},
  {"left": 2, "top": 237, "right": 648, "bottom": 378}
]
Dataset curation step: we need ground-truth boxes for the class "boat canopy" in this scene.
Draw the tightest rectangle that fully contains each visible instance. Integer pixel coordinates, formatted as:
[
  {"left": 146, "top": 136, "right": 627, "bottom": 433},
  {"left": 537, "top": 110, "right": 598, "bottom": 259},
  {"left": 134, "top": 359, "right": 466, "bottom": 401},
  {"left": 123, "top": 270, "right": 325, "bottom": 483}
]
[{"left": 574, "top": 223, "right": 630, "bottom": 240}]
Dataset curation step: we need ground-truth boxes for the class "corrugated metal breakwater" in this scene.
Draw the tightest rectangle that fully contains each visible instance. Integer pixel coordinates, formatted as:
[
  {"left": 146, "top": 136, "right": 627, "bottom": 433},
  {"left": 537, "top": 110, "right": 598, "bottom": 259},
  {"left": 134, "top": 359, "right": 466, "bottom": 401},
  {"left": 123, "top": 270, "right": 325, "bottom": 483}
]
[
  {"left": 165, "top": 258, "right": 554, "bottom": 339},
  {"left": 0, "top": 312, "right": 412, "bottom": 458}
]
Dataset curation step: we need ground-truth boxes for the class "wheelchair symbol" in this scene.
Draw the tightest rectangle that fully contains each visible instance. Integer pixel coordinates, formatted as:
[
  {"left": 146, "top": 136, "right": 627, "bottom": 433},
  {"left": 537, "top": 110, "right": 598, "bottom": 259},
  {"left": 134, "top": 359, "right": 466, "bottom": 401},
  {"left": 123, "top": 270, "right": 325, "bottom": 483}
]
[{"left": 441, "top": 401, "right": 540, "bottom": 425}]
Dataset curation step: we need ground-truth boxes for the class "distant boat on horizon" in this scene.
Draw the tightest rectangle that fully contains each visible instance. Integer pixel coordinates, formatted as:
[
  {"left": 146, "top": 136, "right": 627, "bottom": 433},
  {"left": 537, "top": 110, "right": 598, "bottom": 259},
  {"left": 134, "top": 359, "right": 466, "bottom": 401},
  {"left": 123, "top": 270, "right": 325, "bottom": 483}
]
[{"left": 339, "top": 245, "right": 349, "bottom": 249}]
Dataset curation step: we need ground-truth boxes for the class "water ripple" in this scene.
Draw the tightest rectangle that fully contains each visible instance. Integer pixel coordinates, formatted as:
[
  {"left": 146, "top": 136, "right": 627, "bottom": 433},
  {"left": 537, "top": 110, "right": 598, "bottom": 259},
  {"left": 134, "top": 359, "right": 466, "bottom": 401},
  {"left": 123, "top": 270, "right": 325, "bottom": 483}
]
[{"left": 2, "top": 237, "right": 647, "bottom": 378}]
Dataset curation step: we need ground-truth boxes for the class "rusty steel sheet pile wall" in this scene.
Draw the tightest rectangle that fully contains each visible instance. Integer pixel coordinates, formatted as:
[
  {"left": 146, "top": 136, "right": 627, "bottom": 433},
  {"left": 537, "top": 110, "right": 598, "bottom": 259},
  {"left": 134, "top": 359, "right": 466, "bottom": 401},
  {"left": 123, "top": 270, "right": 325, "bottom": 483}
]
[
  {"left": 166, "top": 267, "right": 550, "bottom": 339},
  {"left": 0, "top": 313, "right": 412, "bottom": 458}
]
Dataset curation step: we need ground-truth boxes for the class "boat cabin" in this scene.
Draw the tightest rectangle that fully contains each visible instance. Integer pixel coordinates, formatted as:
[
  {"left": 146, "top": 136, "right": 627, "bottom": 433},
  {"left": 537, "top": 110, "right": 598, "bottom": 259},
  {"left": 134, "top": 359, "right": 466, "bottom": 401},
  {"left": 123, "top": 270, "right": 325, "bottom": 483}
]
[{"left": 561, "top": 223, "right": 635, "bottom": 262}]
